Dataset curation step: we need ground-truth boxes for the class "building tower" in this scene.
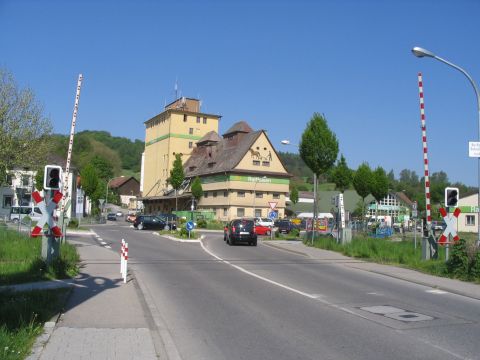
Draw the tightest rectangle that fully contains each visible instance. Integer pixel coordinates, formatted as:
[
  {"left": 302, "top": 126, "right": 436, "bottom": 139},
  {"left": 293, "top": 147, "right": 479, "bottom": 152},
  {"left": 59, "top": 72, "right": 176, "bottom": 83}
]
[{"left": 141, "top": 97, "right": 221, "bottom": 198}]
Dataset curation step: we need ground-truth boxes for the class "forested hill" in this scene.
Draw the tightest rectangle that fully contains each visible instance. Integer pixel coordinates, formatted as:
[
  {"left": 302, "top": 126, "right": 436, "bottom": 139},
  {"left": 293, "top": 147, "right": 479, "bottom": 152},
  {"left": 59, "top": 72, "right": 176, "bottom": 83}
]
[{"left": 51, "top": 131, "right": 144, "bottom": 176}]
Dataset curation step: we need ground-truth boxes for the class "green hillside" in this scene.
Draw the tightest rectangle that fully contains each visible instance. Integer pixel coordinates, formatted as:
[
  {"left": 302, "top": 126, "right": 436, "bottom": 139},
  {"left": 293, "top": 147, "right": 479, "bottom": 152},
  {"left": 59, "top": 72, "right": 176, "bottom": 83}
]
[{"left": 51, "top": 131, "right": 144, "bottom": 179}]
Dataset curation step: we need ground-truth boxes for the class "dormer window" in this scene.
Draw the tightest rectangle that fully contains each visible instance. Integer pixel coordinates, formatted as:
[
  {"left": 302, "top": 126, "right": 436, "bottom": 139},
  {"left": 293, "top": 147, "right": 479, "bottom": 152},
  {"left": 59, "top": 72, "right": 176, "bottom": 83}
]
[
  {"left": 208, "top": 162, "right": 216, "bottom": 168},
  {"left": 189, "top": 166, "right": 196, "bottom": 171}
]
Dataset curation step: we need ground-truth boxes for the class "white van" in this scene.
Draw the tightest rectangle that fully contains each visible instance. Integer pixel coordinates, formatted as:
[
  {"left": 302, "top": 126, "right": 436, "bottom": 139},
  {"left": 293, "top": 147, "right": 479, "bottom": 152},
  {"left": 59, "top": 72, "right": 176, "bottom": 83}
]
[{"left": 9, "top": 206, "right": 43, "bottom": 223}]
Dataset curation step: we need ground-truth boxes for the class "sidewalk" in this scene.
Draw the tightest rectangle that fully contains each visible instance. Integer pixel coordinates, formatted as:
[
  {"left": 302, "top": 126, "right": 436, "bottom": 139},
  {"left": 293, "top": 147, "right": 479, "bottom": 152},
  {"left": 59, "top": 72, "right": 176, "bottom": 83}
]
[
  {"left": 262, "top": 240, "right": 480, "bottom": 301},
  {"left": 28, "top": 236, "right": 158, "bottom": 360}
]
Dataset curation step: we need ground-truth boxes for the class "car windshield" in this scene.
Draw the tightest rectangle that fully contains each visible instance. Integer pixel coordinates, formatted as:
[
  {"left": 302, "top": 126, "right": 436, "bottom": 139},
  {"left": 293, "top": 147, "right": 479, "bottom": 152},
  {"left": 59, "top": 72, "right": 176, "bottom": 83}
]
[
  {"left": 261, "top": 218, "right": 270, "bottom": 222},
  {"left": 232, "top": 220, "right": 254, "bottom": 231}
]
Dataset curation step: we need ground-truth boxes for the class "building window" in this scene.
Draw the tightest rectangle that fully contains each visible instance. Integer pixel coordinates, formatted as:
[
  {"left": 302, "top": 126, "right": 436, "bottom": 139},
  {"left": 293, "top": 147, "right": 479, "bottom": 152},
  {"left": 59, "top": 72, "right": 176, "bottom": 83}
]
[
  {"left": 255, "top": 209, "right": 262, "bottom": 217},
  {"left": 255, "top": 192, "right": 263, "bottom": 198},
  {"left": 273, "top": 193, "right": 280, "bottom": 199},
  {"left": 6, "top": 174, "right": 13, "bottom": 185},
  {"left": 189, "top": 128, "right": 194, "bottom": 135},
  {"left": 208, "top": 162, "right": 215, "bottom": 168},
  {"left": 213, "top": 191, "right": 217, "bottom": 198},
  {"left": 183, "top": 114, "right": 187, "bottom": 122},
  {"left": 237, "top": 191, "right": 245, "bottom": 198},
  {"left": 189, "top": 166, "right": 196, "bottom": 171},
  {"left": 196, "top": 116, "right": 200, "bottom": 123},
  {"left": 189, "top": 141, "right": 193, "bottom": 149},
  {"left": 237, "top": 208, "right": 245, "bottom": 217},
  {"left": 3, "top": 195, "right": 12, "bottom": 208},
  {"left": 253, "top": 160, "right": 260, "bottom": 166},
  {"left": 466, "top": 215, "right": 475, "bottom": 226},
  {"left": 22, "top": 175, "right": 29, "bottom": 186},
  {"left": 204, "top": 191, "right": 208, "bottom": 198},
  {"left": 203, "top": 117, "right": 207, "bottom": 124},
  {"left": 224, "top": 191, "right": 228, "bottom": 197},
  {"left": 223, "top": 208, "right": 227, "bottom": 216},
  {"left": 262, "top": 161, "right": 270, "bottom": 167}
]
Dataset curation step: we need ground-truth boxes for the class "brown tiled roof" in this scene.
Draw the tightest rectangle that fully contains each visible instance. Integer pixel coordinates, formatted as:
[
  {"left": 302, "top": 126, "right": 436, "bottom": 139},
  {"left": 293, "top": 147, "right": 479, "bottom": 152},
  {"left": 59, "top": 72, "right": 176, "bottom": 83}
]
[
  {"left": 223, "top": 121, "right": 253, "bottom": 137},
  {"left": 395, "top": 191, "right": 414, "bottom": 206},
  {"left": 197, "top": 131, "right": 222, "bottom": 146},
  {"left": 109, "top": 176, "right": 137, "bottom": 188},
  {"left": 184, "top": 129, "right": 263, "bottom": 177}
]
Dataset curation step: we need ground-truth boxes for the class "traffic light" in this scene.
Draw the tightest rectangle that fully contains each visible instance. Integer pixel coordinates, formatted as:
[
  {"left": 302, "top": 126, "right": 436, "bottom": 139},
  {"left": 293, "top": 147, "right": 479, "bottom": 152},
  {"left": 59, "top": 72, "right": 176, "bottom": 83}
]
[
  {"left": 44, "top": 165, "right": 63, "bottom": 190},
  {"left": 445, "top": 187, "right": 459, "bottom": 208}
]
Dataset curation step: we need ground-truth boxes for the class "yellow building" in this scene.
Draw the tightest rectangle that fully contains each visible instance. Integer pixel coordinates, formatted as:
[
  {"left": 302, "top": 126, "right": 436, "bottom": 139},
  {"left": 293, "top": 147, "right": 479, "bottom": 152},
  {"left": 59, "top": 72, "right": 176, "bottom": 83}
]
[
  {"left": 141, "top": 97, "right": 221, "bottom": 197},
  {"left": 183, "top": 121, "right": 291, "bottom": 220}
]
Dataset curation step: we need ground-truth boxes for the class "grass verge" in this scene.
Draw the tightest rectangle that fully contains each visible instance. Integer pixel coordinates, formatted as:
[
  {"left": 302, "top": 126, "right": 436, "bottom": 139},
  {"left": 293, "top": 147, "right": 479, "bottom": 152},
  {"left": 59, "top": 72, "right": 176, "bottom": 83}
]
[
  {"left": 306, "top": 233, "right": 448, "bottom": 277},
  {"left": 0, "top": 229, "right": 80, "bottom": 285},
  {"left": 0, "top": 287, "right": 70, "bottom": 360}
]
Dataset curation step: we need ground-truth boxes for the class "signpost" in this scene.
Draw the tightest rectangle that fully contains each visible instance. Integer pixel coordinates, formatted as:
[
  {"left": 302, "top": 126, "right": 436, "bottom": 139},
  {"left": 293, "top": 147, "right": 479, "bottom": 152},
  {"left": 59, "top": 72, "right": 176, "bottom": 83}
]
[
  {"left": 469, "top": 141, "right": 480, "bottom": 157},
  {"left": 31, "top": 190, "right": 63, "bottom": 264},
  {"left": 438, "top": 207, "right": 461, "bottom": 261},
  {"left": 186, "top": 221, "right": 195, "bottom": 239}
]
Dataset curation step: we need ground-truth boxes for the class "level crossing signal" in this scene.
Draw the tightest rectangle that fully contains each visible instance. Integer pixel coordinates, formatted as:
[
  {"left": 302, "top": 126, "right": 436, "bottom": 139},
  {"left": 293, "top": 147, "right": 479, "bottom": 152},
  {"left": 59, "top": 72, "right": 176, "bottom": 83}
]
[
  {"left": 44, "top": 165, "right": 63, "bottom": 191},
  {"left": 444, "top": 187, "right": 459, "bottom": 207}
]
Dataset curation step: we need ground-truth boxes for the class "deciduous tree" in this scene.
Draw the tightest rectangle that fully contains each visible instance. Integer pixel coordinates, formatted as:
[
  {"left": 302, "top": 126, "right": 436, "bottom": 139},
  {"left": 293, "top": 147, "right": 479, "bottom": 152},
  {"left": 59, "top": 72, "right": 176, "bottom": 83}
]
[
  {"left": 0, "top": 69, "right": 52, "bottom": 184},
  {"left": 169, "top": 154, "right": 185, "bottom": 212}
]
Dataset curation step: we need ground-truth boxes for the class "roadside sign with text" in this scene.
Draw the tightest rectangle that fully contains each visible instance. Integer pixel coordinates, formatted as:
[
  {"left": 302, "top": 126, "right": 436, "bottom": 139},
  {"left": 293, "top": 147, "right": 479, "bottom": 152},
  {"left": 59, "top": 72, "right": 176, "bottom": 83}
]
[{"left": 469, "top": 141, "right": 480, "bottom": 157}]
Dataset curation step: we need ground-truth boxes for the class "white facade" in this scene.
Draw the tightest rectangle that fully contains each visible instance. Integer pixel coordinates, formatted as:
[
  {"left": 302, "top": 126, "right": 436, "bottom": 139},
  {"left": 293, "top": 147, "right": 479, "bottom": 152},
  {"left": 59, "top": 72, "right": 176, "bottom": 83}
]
[
  {"left": 455, "top": 193, "right": 478, "bottom": 233},
  {"left": 0, "top": 167, "right": 80, "bottom": 220}
]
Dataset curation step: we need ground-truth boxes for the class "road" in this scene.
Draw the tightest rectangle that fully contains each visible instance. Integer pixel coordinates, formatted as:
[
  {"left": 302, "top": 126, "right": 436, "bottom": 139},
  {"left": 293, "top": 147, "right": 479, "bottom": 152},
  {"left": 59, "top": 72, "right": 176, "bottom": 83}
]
[{"left": 91, "top": 221, "right": 480, "bottom": 360}]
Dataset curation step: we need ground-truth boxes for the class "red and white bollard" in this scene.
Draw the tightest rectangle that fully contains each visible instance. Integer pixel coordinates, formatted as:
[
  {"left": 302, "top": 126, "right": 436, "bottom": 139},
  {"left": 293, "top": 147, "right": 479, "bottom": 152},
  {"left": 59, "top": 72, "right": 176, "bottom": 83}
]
[{"left": 120, "top": 239, "right": 128, "bottom": 283}]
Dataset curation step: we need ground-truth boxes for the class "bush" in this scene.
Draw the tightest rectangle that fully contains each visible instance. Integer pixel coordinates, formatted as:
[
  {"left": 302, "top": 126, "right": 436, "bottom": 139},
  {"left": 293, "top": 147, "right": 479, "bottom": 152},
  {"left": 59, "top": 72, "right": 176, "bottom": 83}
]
[
  {"left": 447, "top": 239, "right": 471, "bottom": 280},
  {"left": 469, "top": 249, "right": 480, "bottom": 280},
  {"left": 68, "top": 218, "right": 79, "bottom": 229},
  {"left": 290, "top": 228, "right": 300, "bottom": 238},
  {"left": 197, "top": 219, "right": 207, "bottom": 228}
]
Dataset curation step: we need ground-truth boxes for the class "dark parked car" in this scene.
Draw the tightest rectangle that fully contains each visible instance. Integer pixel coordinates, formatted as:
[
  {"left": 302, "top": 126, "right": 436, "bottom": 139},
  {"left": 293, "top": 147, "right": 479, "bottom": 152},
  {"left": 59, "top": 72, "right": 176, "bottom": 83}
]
[
  {"left": 134, "top": 215, "right": 177, "bottom": 231},
  {"left": 107, "top": 213, "right": 117, "bottom": 221},
  {"left": 277, "top": 220, "right": 297, "bottom": 234},
  {"left": 224, "top": 218, "right": 257, "bottom": 246}
]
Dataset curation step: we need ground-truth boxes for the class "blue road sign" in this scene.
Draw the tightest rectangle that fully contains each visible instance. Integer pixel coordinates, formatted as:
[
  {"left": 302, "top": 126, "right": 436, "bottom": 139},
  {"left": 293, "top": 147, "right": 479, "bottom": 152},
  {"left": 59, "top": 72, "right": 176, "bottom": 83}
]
[
  {"left": 186, "top": 221, "right": 195, "bottom": 231},
  {"left": 268, "top": 211, "right": 278, "bottom": 219}
]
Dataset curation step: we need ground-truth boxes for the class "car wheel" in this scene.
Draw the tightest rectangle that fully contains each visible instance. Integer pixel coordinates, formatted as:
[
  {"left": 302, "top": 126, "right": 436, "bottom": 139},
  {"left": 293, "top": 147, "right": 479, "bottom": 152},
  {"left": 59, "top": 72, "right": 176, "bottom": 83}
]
[
  {"left": 12, "top": 218, "right": 18, "bottom": 223},
  {"left": 164, "top": 225, "right": 170, "bottom": 231},
  {"left": 266, "top": 230, "right": 271, "bottom": 236},
  {"left": 253, "top": 239, "right": 257, "bottom": 246},
  {"left": 138, "top": 222, "right": 144, "bottom": 230},
  {"left": 229, "top": 236, "right": 235, "bottom": 246}
]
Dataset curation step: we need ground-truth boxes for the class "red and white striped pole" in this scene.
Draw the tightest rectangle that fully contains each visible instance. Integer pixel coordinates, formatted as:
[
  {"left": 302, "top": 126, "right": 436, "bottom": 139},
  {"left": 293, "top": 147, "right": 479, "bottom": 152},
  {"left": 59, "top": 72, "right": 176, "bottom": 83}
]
[
  {"left": 418, "top": 73, "right": 434, "bottom": 256},
  {"left": 120, "top": 239, "right": 125, "bottom": 275},
  {"left": 123, "top": 243, "right": 128, "bottom": 283}
]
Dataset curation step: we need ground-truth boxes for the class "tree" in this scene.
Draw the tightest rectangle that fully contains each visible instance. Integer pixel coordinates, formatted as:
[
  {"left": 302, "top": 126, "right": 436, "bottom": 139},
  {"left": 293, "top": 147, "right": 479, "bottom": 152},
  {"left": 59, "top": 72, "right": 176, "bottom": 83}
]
[
  {"left": 299, "top": 113, "right": 339, "bottom": 223},
  {"left": 353, "top": 163, "right": 372, "bottom": 222},
  {"left": 91, "top": 155, "right": 114, "bottom": 181},
  {"left": 331, "top": 155, "right": 352, "bottom": 193},
  {"left": 81, "top": 164, "right": 100, "bottom": 214},
  {"left": 370, "top": 166, "right": 389, "bottom": 219},
  {"left": 290, "top": 185, "right": 299, "bottom": 205},
  {"left": 299, "top": 113, "right": 339, "bottom": 177},
  {"left": 169, "top": 154, "right": 185, "bottom": 212},
  {"left": 0, "top": 69, "right": 52, "bottom": 184},
  {"left": 191, "top": 176, "right": 203, "bottom": 206}
]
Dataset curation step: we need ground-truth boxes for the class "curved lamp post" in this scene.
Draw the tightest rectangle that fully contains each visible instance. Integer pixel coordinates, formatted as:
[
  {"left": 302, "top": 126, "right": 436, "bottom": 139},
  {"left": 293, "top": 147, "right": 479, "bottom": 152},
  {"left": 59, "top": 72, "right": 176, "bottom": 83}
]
[{"left": 412, "top": 46, "right": 480, "bottom": 246}]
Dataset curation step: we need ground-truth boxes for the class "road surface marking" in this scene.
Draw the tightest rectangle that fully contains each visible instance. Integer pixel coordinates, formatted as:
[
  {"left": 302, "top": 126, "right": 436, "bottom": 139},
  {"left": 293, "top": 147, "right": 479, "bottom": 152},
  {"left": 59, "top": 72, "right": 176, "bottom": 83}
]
[{"left": 426, "top": 289, "right": 448, "bottom": 294}]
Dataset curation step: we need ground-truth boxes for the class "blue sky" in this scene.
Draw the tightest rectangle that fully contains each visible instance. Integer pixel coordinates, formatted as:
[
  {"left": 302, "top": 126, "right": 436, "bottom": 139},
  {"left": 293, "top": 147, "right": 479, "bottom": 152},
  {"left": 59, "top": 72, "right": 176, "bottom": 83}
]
[{"left": 1, "top": 0, "right": 479, "bottom": 186}]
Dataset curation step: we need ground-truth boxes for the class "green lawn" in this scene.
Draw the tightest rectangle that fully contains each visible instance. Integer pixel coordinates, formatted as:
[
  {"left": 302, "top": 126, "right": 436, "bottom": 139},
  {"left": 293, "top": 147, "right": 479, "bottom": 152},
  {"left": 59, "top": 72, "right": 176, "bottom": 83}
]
[
  {"left": 0, "top": 228, "right": 79, "bottom": 359},
  {"left": 306, "top": 233, "right": 455, "bottom": 278},
  {"left": 0, "top": 229, "right": 79, "bottom": 286}
]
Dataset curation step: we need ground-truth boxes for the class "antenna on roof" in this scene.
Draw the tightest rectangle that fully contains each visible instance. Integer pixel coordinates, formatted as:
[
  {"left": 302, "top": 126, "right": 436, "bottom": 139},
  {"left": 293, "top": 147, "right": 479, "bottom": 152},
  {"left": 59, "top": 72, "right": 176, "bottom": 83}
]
[{"left": 174, "top": 77, "right": 178, "bottom": 100}]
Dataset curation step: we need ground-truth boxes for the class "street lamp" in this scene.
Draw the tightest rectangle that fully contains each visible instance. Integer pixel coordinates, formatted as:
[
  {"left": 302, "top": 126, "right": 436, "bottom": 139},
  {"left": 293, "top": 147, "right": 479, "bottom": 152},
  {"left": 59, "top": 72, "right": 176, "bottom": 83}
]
[
  {"left": 105, "top": 177, "right": 115, "bottom": 213},
  {"left": 412, "top": 46, "right": 480, "bottom": 246}
]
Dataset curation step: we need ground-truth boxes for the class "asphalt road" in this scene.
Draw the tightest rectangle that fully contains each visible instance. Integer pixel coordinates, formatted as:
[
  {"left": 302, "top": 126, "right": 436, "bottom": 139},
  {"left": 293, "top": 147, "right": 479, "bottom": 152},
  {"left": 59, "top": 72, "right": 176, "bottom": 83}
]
[{"left": 91, "top": 221, "right": 480, "bottom": 360}]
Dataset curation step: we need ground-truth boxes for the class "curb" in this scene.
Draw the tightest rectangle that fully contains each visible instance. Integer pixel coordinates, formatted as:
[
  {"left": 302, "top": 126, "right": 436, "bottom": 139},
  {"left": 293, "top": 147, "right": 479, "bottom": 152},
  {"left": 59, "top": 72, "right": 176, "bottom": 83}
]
[{"left": 26, "top": 286, "right": 74, "bottom": 360}]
